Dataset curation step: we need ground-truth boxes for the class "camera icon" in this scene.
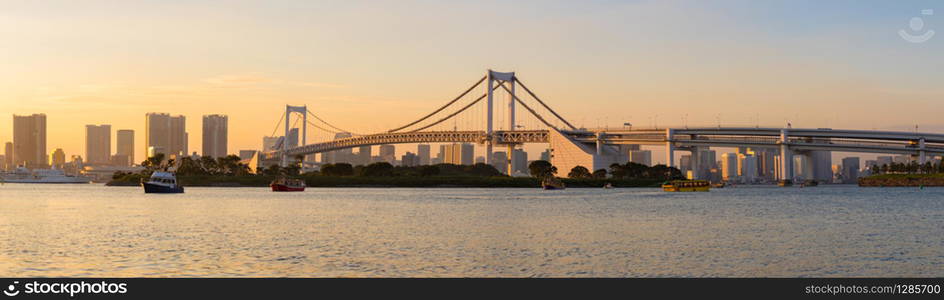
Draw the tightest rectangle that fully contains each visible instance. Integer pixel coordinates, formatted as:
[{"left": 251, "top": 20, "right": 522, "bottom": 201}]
[{"left": 899, "top": 9, "right": 935, "bottom": 43}]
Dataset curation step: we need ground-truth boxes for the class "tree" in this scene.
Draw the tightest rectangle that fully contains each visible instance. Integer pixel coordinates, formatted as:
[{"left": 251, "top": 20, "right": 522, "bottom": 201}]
[
  {"left": 592, "top": 169, "right": 607, "bottom": 179},
  {"left": 141, "top": 153, "right": 165, "bottom": 172},
  {"left": 321, "top": 163, "right": 354, "bottom": 176},
  {"left": 528, "top": 160, "right": 557, "bottom": 178},
  {"left": 360, "top": 162, "right": 394, "bottom": 177},
  {"left": 418, "top": 165, "right": 440, "bottom": 176},
  {"left": 568, "top": 166, "right": 591, "bottom": 179},
  {"left": 467, "top": 163, "right": 502, "bottom": 177}
]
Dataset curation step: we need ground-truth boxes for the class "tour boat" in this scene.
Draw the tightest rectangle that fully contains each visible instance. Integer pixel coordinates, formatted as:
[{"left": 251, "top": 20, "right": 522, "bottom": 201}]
[
  {"left": 542, "top": 177, "right": 565, "bottom": 190},
  {"left": 0, "top": 167, "right": 91, "bottom": 184},
  {"left": 662, "top": 180, "right": 710, "bottom": 192},
  {"left": 271, "top": 178, "right": 306, "bottom": 192},
  {"left": 603, "top": 183, "right": 614, "bottom": 189},
  {"left": 142, "top": 171, "right": 184, "bottom": 193}
]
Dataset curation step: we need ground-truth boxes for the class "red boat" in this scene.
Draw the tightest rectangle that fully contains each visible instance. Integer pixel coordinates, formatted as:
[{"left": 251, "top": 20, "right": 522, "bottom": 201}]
[{"left": 270, "top": 178, "right": 306, "bottom": 192}]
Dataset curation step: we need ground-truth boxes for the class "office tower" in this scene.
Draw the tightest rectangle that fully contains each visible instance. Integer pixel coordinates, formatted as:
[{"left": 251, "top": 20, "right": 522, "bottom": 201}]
[
  {"left": 475, "top": 156, "right": 485, "bottom": 164},
  {"left": 629, "top": 150, "right": 652, "bottom": 166},
  {"left": 202, "top": 115, "right": 228, "bottom": 158},
  {"left": 810, "top": 150, "right": 832, "bottom": 182},
  {"left": 379, "top": 145, "right": 396, "bottom": 164},
  {"left": 441, "top": 143, "right": 474, "bottom": 165},
  {"left": 285, "top": 128, "right": 299, "bottom": 149},
  {"left": 85, "top": 124, "right": 111, "bottom": 165},
  {"left": 679, "top": 155, "right": 692, "bottom": 173},
  {"left": 262, "top": 136, "right": 280, "bottom": 152},
  {"left": 540, "top": 149, "right": 551, "bottom": 162},
  {"left": 696, "top": 149, "right": 717, "bottom": 180},
  {"left": 401, "top": 152, "right": 418, "bottom": 167},
  {"left": 357, "top": 146, "right": 371, "bottom": 166},
  {"left": 491, "top": 151, "right": 509, "bottom": 174},
  {"left": 437, "top": 145, "right": 446, "bottom": 163},
  {"left": 146, "top": 113, "right": 187, "bottom": 158},
  {"left": 738, "top": 153, "right": 758, "bottom": 182},
  {"left": 721, "top": 153, "right": 738, "bottom": 181},
  {"left": 13, "top": 113, "right": 47, "bottom": 168},
  {"left": 841, "top": 157, "right": 860, "bottom": 184},
  {"left": 50, "top": 148, "right": 66, "bottom": 169},
  {"left": 322, "top": 132, "right": 353, "bottom": 164},
  {"left": 752, "top": 148, "right": 776, "bottom": 180},
  {"left": 512, "top": 148, "right": 528, "bottom": 174},
  {"left": 417, "top": 144, "right": 431, "bottom": 165},
  {"left": 116, "top": 130, "right": 134, "bottom": 166},
  {"left": 3, "top": 142, "right": 12, "bottom": 170},
  {"left": 794, "top": 155, "right": 812, "bottom": 180}
]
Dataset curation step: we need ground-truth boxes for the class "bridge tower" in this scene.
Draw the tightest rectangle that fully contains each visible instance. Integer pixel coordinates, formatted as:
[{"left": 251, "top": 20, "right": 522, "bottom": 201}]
[
  {"left": 486, "top": 70, "right": 516, "bottom": 174},
  {"left": 282, "top": 105, "right": 308, "bottom": 167}
]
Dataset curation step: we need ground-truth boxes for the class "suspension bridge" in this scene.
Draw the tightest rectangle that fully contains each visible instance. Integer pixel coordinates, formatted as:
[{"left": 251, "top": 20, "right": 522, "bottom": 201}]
[{"left": 261, "top": 70, "right": 944, "bottom": 184}]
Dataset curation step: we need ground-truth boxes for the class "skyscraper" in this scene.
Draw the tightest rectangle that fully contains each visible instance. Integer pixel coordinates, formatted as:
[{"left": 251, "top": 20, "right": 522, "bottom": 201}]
[
  {"left": 442, "top": 143, "right": 474, "bottom": 165},
  {"left": 379, "top": 145, "right": 396, "bottom": 164},
  {"left": 417, "top": 144, "right": 431, "bottom": 165},
  {"left": 841, "top": 157, "right": 860, "bottom": 184},
  {"left": 3, "top": 142, "right": 12, "bottom": 170},
  {"left": 628, "top": 150, "right": 652, "bottom": 166},
  {"left": 202, "top": 114, "right": 228, "bottom": 158},
  {"left": 13, "top": 113, "right": 47, "bottom": 168},
  {"left": 357, "top": 146, "right": 371, "bottom": 166},
  {"left": 146, "top": 113, "right": 187, "bottom": 158},
  {"left": 85, "top": 124, "right": 111, "bottom": 165},
  {"left": 491, "top": 151, "right": 509, "bottom": 174},
  {"left": 322, "top": 132, "right": 353, "bottom": 164},
  {"left": 511, "top": 148, "right": 528, "bottom": 174},
  {"left": 262, "top": 136, "right": 281, "bottom": 152},
  {"left": 721, "top": 153, "right": 738, "bottom": 181},
  {"left": 116, "top": 130, "right": 134, "bottom": 166}
]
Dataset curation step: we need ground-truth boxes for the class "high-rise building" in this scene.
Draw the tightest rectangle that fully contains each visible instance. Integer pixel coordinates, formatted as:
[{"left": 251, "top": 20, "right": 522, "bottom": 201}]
[
  {"left": 679, "top": 155, "right": 692, "bottom": 173},
  {"left": 511, "top": 148, "right": 528, "bottom": 174},
  {"left": 442, "top": 143, "right": 474, "bottom": 165},
  {"left": 491, "top": 151, "right": 509, "bottom": 174},
  {"left": 417, "top": 144, "right": 431, "bottom": 165},
  {"left": 85, "top": 124, "right": 111, "bottom": 165},
  {"left": 738, "top": 153, "right": 758, "bottom": 182},
  {"left": 628, "top": 150, "right": 652, "bottom": 166},
  {"left": 540, "top": 149, "right": 551, "bottom": 162},
  {"left": 322, "top": 132, "right": 353, "bottom": 164},
  {"left": 202, "top": 114, "right": 228, "bottom": 158},
  {"left": 379, "top": 145, "right": 396, "bottom": 164},
  {"left": 116, "top": 129, "right": 134, "bottom": 166},
  {"left": 262, "top": 136, "right": 281, "bottom": 152},
  {"left": 401, "top": 152, "right": 418, "bottom": 167},
  {"left": 841, "top": 157, "right": 860, "bottom": 184},
  {"left": 285, "top": 128, "right": 299, "bottom": 149},
  {"left": 721, "top": 153, "right": 738, "bottom": 181},
  {"left": 810, "top": 150, "right": 833, "bottom": 182},
  {"left": 357, "top": 146, "right": 371, "bottom": 166},
  {"left": 13, "top": 113, "right": 47, "bottom": 168},
  {"left": 50, "top": 148, "right": 66, "bottom": 169},
  {"left": 475, "top": 156, "right": 485, "bottom": 164},
  {"left": 146, "top": 113, "right": 187, "bottom": 158},
  {"left": 794, "top": 155, "right": 812, "bottom": 180},
  {"left": 3, "top": 142, "right": 12, "bottom": 170}
]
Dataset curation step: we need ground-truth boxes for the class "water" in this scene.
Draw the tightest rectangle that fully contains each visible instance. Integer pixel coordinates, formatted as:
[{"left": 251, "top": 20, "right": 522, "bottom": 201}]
[{"left": 1, "top": 184, "right": 942, "bottom": 277}]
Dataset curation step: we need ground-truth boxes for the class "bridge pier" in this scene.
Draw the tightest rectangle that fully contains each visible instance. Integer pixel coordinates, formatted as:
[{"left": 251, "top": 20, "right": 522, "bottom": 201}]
[
  {"left": 665, "top": 129, "right": 675, "bottom": 168},
  {"left": 778, "top": 129, "right": 794, "bottom": 186}
]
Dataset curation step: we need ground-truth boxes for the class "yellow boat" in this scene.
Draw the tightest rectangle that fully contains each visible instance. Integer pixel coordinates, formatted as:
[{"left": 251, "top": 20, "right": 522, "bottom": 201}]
[{"left": 662, "top": 180, "right": 710, "bottom": 192}]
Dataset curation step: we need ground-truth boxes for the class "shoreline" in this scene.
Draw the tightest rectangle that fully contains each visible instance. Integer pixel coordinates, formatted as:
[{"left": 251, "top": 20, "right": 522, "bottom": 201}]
[{"left": 107, "top": 175, "right": 664, "bottom": 188}]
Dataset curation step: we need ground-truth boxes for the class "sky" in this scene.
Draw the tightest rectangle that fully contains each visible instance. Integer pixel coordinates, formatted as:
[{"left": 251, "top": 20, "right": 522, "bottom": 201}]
[{"left": 1, "top": 0, "right": 942, "bottom": 164}]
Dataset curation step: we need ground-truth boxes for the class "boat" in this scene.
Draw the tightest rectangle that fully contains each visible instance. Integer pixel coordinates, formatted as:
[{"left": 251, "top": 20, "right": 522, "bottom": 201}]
[
  {"left": 141, "top": 171, "right": 184, "bottom": 193},
  {"left": 711, "top": 182, "right": 726, "bottom": 188},
  {"left": 800, "top": 180, "right": 819, "bottom": 187},
  {"left": 542, "top": 177, "right": 565, "bottom": 190},
  {"left": 0, "top": 167, "right": 91, "bottom": 184},
  {"left": 777, "top": 180, "right": 793, "bottom": 187},
  {"left": 603, "top": 182, "right": 614, "bottom": 189},
  {"left": 270, "top": 177, "right": 306, "bottom": 192},
  {"left": 662, "top": 180, "right": 710, "bottom": 192}
]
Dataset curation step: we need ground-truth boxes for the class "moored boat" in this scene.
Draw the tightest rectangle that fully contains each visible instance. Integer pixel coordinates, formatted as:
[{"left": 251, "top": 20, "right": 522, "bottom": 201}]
[
  {"left": 542, "top": 177, "right": 565, "bottom": 190},
  {"left": 0, "top": 167, "right": 91, "bottom": 184},
  {"left": 142, "top": 171, "right": 184, "bottom": 193},
  {"left": 271, "top": 177, "right": 306, "bottom": 192},
  {"left": 662, "top": 180, "right": 710, "bottom": 192},
  {"left": 603, "top": 182, "right": 614, "bottom": 189}
]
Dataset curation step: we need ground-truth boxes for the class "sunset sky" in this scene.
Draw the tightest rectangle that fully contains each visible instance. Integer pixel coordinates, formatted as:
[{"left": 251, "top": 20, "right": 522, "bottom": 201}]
[{"left": 1, "top": 0, "right": 942, "bottom": 163}]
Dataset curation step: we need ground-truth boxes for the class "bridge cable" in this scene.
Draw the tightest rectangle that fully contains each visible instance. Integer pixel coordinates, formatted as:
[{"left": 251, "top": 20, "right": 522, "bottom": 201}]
[
  {"left": 306, "top": 110, "right": 366, "bottom": 136},
  {"left": 514, "top": 78, "right": 577, "bottom": 130},
  {"left": 498, "top": 83, "right": 559, "bottom": 131},
  {"left": 269, "top": 111, "right": 286, "bottom": 137},
  {"left": 388, "top": 75, "right": 487, "bottom": 133},
  {"left": 408, "top": 93, "right": 487, "bottom": 133}
]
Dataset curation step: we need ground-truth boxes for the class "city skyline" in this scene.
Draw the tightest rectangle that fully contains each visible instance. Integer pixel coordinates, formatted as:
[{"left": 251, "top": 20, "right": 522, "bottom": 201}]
[{"left": 2, "top": 0, "right": 943, "bottom": 165}]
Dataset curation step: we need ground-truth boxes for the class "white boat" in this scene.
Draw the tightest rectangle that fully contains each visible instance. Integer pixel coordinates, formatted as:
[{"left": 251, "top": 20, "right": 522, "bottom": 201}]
[
  {"left": 142, "top": 171, "right": 184, "bottom": 193},
  {"left": 0, "top": 167, "right": 91, "bottom": 184}
]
